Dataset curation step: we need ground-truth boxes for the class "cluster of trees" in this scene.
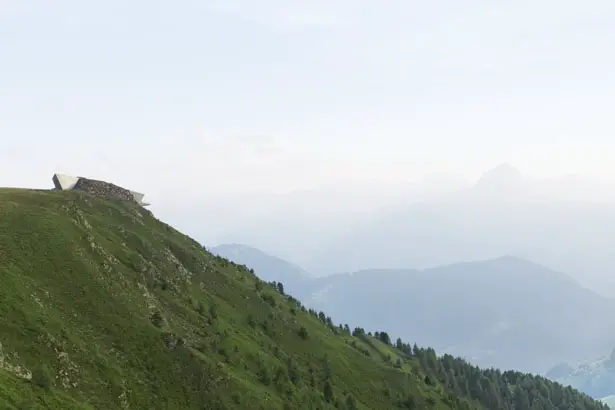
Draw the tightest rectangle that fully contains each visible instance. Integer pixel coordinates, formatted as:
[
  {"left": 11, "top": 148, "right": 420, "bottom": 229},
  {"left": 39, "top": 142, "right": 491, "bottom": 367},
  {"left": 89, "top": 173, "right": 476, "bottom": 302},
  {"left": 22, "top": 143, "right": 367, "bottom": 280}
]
[
  {"left": 265, "top": 279, "right": 607, "bottom": 410},
  {"left": 411, "top": 345, "right": 605, "bottom": 410}
]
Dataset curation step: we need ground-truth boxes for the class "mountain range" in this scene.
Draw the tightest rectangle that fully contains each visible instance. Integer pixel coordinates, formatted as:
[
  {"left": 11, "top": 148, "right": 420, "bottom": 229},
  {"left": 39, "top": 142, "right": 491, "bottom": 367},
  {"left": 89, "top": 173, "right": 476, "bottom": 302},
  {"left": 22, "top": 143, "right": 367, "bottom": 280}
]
[
  {"left": 203, "top": 164, "right": 615, "bottom": 297},
  {"left": 215, "top": 244, "right": 615, "bottom": 374},
  {"left": 303, "top": 165, "right": 615, "bottom": 296}
]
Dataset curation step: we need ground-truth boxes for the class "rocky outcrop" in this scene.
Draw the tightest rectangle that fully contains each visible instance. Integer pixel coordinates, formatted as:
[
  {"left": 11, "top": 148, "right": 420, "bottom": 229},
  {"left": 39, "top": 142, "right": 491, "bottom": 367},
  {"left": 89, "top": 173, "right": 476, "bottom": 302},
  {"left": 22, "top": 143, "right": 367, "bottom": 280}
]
[{"left": 72, "top": 177, "right": 137, "bottom": 203}]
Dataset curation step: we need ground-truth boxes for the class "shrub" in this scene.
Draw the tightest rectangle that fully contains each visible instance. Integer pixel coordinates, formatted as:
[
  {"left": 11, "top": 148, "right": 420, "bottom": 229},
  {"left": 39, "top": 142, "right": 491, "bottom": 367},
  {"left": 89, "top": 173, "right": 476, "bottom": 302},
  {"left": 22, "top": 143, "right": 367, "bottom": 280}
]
[
  {"left": 151, "top": 311, "right": 164, "bottom": 328},
  {"left": 324, "top": 380, "right": 334, "bottom": 403},
  {"left": 262, "top": 293, "right": 276, "bottom": 307},
  {"left": 231, "top": 392, "right": 241, "bottom": 404},
  {"left": 209, "top": 303, "right": 218, "bottom": 319},
  {"left": 346, "top": 394, "right": 358, "bottom": 410},
  {"left": 196, "top": 302, "right": 205, "bottom": 316},
  {"left": 31, "top": 365, "right": 53, "bottom": 390},
  {"left": 298, "top": 326, "right": 309, "bottom": 340}
]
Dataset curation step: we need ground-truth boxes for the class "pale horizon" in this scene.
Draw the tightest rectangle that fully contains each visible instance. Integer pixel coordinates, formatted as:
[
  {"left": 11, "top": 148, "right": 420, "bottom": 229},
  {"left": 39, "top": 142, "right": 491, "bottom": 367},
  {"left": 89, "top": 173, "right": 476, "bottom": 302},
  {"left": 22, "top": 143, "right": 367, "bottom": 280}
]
[
  {"left": 4, "top": 1, "right": 615, "bottom": 283},
  {"left": 2, "top": 1, "right": 615, "bottom": 201}
]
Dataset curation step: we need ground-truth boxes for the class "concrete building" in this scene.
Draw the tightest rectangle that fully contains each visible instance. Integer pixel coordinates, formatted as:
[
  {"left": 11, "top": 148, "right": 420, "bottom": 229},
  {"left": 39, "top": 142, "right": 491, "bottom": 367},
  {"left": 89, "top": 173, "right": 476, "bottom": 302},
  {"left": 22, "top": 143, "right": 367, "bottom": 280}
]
[{"left": 52, "top": 173, "right": 150, "bottom": 206}]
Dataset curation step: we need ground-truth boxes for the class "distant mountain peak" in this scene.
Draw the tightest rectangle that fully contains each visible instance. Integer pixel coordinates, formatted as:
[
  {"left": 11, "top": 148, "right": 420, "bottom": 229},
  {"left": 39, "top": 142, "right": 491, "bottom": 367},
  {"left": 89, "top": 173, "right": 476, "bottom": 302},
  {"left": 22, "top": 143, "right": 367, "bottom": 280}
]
[
  {"left": 470, "top": 163, "right": 527, "bottom": 196},
  {"left": 476, "top": 163, "right": 523, "bottom": 184}
]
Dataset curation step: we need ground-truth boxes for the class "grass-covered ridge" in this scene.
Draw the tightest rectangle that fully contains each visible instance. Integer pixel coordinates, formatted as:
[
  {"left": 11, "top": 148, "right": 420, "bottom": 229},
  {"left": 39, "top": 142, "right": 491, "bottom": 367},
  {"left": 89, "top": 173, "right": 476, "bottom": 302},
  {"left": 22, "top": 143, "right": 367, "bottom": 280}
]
[{"left": 0, "top": 188, "right": 608, "bottom": 409}]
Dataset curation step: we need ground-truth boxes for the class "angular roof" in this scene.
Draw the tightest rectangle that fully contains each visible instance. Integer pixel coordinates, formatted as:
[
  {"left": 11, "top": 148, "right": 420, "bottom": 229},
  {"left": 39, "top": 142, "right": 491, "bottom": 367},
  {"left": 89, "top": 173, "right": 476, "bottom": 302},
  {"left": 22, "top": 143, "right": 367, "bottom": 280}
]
[{"left": 52, "top": 173, "right": 80, "bottom": 190}]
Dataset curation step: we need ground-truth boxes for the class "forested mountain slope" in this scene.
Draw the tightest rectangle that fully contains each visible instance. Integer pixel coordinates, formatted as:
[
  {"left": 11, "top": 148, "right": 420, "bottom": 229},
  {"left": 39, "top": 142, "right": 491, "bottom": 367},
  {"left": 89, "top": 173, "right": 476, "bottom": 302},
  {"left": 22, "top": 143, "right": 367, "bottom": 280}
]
[{"left": 0, "top": 188, "right": 607, "bottom": 409}]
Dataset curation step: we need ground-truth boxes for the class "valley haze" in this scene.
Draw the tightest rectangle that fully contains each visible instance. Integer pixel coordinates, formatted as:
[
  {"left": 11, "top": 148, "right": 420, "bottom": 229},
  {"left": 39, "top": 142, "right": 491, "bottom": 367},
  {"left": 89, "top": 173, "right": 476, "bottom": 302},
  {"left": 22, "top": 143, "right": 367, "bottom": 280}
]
[
  {"left": 3, "top": 0, "right": 615, "bottom": 407},
  {"left": 4, "top": 2, "right": 615, "bottom": 296},
  {"left": 210, "top": 164, "right": 615, "bottom": 298}
]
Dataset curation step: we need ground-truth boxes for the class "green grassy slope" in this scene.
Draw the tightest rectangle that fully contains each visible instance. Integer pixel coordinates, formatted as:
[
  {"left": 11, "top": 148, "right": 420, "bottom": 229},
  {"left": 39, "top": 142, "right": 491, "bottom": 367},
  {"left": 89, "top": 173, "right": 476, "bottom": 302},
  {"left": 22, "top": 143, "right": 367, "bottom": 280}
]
[{"left": 0, "top": 188, "right": 607, "bottom": 409}]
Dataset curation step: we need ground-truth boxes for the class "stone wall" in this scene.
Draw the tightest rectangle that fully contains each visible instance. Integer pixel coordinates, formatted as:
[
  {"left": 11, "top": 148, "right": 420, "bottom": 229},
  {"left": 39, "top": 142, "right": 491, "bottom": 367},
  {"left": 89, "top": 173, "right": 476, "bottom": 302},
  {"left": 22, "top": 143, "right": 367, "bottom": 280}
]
[{"left": 72, "top": 177, "right": 137, "bottom": 204}]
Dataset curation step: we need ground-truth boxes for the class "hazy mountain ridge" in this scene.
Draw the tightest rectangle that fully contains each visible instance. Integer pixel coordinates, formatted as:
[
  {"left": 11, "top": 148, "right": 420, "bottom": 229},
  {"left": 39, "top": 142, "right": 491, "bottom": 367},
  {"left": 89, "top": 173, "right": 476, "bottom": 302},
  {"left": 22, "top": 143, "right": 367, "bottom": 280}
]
[
  {"left": 193, "top": 166, "right": 615, "bottom": 298},
  {"left": 305, "top": 257, "right": 615, "bottom": 373},
  {"left": 602, "top": 396, "right": 615, "bottom": 408},
  {"left": 209, "top": 243, "right": 311, "bottom": 295},
  {"left": 217, "top": 245, "right": 615, "bottom": 374},
  {"left": 547, "top": 349, "right": 615, "bottom": 400},
  {"left": 196, "top": 177, "right": 470, "bottom": 267},
  {"left": 301, "top": 165, "right": 615, "bottom": 295}
]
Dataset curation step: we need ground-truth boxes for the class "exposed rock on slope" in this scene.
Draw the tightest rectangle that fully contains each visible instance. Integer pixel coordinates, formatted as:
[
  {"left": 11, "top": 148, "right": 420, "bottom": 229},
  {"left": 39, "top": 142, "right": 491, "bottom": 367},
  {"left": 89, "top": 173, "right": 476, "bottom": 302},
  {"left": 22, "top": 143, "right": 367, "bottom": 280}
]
[{"left": 72, "top": 177, "right": 138, "bottom": 203}]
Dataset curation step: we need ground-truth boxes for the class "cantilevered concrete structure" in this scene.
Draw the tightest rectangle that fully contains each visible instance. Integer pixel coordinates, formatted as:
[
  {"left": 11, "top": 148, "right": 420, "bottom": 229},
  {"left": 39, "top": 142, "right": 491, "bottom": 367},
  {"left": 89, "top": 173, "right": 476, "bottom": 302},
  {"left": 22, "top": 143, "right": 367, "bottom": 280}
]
[
  {"left": 52, "top": 174, "right": 80, "bottom": 190},
  {"left": 52, "top": 173, "right": 150, "bottom": 206}
]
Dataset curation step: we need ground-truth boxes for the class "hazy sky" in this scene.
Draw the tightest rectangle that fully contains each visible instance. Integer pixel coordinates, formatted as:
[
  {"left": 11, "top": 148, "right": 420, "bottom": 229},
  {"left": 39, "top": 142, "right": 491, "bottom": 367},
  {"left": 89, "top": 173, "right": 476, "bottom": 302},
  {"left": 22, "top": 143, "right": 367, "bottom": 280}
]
[{"left": 2, "top": 0, "right": 615, "bottom": 204}]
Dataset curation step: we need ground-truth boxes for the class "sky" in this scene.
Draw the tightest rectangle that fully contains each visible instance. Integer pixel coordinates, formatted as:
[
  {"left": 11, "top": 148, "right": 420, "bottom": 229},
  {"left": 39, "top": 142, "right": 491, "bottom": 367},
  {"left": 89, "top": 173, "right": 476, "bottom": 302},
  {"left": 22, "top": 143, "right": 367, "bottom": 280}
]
[{"left": 2, "top": 0, "right": 615, "bottom": 207}]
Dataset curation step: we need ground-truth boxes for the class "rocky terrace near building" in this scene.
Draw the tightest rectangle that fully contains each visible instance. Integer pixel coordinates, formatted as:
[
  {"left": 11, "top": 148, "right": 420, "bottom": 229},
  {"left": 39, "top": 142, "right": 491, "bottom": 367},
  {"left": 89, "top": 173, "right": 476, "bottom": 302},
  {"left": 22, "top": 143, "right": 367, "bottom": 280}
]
[{"left": 72, "top": 177, "right": 136, "bottom": 203}]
